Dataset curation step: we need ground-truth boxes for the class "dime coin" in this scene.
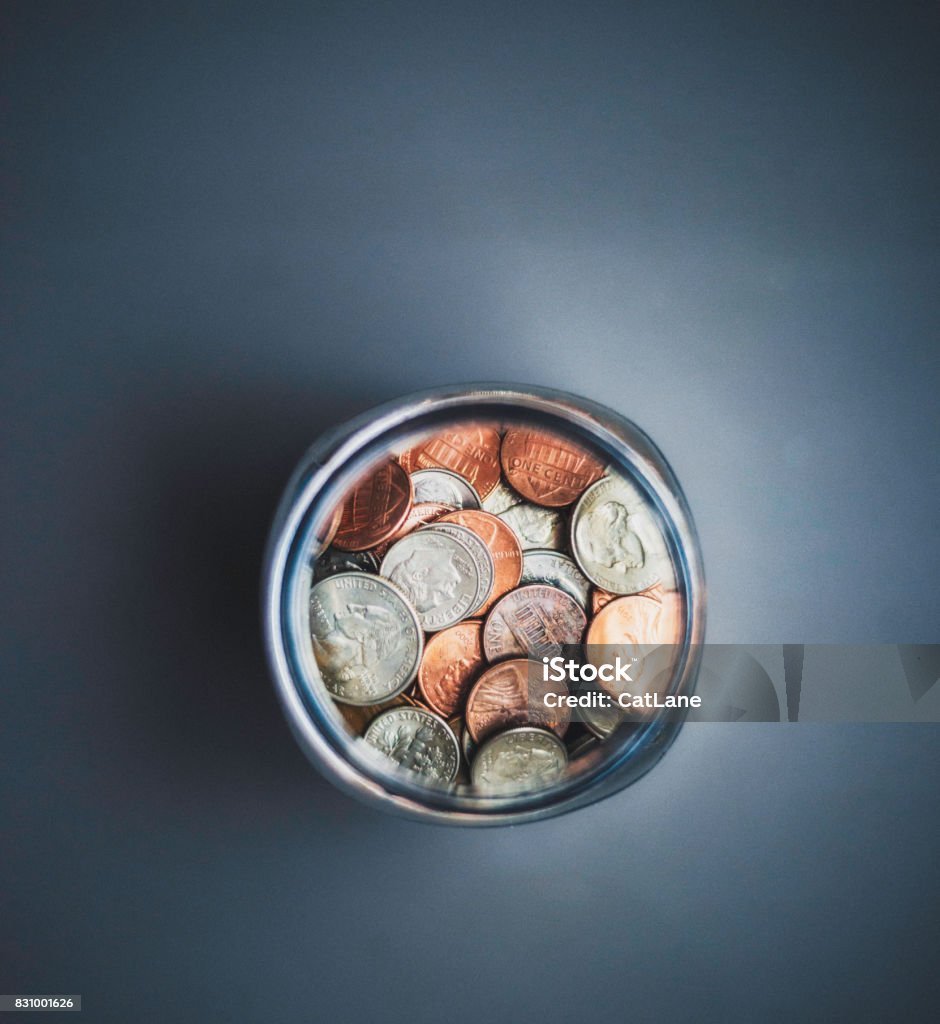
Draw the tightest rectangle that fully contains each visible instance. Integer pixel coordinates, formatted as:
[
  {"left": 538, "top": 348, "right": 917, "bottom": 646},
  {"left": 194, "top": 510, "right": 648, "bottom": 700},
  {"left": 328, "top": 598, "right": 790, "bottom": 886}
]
[
  {"left": 369, "top": 501, "right": 454, "bottom": 561},
  {"left": 313, "top": 547, "right": 379, "bottom": 582},
  {"left": 410, "top": 469, "right": 481, "bottom": 509},
  {"left": 520, "top": 549, "right": 591, "bottom": 608},
  {"left": 438, "top": 509, "right": 523, "bottom": 614},
  {"left": 498, "top": 501, "right": 565, "bottom": 551},
  {"left": 571, "top": 472, "right": 673, "bottom": 594},
  {"left": 500, "top": 429, "right": 605, "bottom": 507},
  {"left": 332, "top": 459, "right": 413, "bottom": 552},
  {"left": 309, "top": 573, "right": 423, "bottom": 705},
  {"left": 481, "top": 477, "right": 525, "bottom": 516},
  {"left": 483, "top": 584, "right": 587, "bottom": 662},
  {"left": 465, "top": 658, "right": 571, "bottom": 743},
  {"left": 471, "top": 727, "right": 568, "bottom": 792},
  {"left": 417, "top": 621, "right": 486, "bottom": 718},
  {"left": 422, "top": 522, "right": 495, "bottom": 615},
  {"left": 364, "top": 706, "right": 460, "bottom": 783},
  {"left": 399, "top": 425, "right": 502, "bottom": 499},
  {"left": 380, "top": 529, "right": 481, "bottom": 631}
]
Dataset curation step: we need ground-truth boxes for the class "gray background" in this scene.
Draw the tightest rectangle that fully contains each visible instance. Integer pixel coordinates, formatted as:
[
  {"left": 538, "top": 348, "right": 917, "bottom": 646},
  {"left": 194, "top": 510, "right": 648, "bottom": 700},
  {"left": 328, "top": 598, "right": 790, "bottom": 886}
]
[{"left": 2, "top": 2, "right": 938, "bottom": 1021}]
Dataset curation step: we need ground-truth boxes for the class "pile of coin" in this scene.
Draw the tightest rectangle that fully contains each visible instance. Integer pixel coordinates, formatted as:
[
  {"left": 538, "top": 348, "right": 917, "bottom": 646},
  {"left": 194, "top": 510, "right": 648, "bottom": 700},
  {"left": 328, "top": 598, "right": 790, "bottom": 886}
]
[{"left": 308, "top": 423, "right": 683, "bottom": 794}]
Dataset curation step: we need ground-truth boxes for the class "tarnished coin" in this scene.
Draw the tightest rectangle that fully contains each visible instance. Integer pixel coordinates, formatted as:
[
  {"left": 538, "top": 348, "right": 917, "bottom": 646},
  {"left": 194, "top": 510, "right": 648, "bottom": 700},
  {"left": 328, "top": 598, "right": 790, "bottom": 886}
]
[
  {"left": 481, "top": 477, "right": 525, "bottom": 516},
  {"left": 369, "top": 501, "right": 454, "bottom": 562},
  {"left": 500, "top": 429, "right": 605, "bottom": 507},
  {"left": 364, "top": 706, "right": 460, "bottom": 783},
  {"left": 410, "top": 469, "right": 481, "bottom": 509},
  {"left": 309, "top": 573, "right": 422, "bottom": 706},
  {"left": 520, "top": 549, "right": 591, "bottom": 608},
  {"left": 417, "top": 621, "right": 486, "bottom": 718},
  {"left": 399, "top": 425, "right": 502, "bottom": 499},
  {"left": 483, "top": 584, "right": 587, "bottom": 662},
  {"left": 380, "top": 530, "right": 481, "bottom": 631},
  {"left": 438, "top": 509, "right": 523, "bottom": 614},
  {"left": 422, "top": 522, "right": 494, "bottom": 615},
  {"left": 571, "top": 473, "right": 673, "bottom": 594},
  {"left": 465, "top": 658, "right": 570, "bottom": 743},
  {"left": 498, "top": 501, "right": 565, "bottom": 551},
  {"left": 333, "top": 460, "right": 413, "bottom": 552},
  {"left": 471, "top": 727, "right": 568, "bottom": 792},
  {"left": 313, "top": 547, "right": 379, "bottom": 582}
]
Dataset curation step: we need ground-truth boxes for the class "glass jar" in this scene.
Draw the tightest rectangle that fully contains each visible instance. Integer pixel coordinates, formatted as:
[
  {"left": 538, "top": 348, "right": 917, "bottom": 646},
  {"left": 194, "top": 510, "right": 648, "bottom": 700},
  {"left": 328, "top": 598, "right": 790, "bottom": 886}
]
[{"left": 263, "top": 384, "right": 705, "bottom": 825}]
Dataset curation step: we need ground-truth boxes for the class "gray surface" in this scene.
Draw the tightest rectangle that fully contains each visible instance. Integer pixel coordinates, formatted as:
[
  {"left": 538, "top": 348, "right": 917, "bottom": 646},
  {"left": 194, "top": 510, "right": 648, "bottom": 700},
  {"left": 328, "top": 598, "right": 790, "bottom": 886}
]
[{"left": 1, "top": 3, "right": 938, "bottom": 1022}]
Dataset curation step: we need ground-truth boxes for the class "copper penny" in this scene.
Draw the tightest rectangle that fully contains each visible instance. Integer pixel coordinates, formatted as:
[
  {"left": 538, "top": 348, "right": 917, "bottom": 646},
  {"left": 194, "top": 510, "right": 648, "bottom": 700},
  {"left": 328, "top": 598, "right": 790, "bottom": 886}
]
[
  {"left": 368, "top": 501, "right": 453, "bottom": 561},
  {"left": 591, "top": 588, "right": 617, "bottom": 615},
  {"left": 399, "top": 425, "right": 502, "bottom": 499},
  {"left": 500, "top": 429, "right": 605, "bottom": 507},
  {"left": 586, "top": 592, "right": 683, "bottom": 647},
  {"left": 591, "top": 581, "right": 663, "bottom": 615},
  {"left": 483, "top": 584, "right": 587, "bottom": 662},
  {"left": 465, "top": 658, "right": 570, "bottom": 744},
  {"left": 418, "top": 621, "right": 485, "bottom": 717},
  {"left": 437, "top": 509, "right": 522, "bottom": 614},
  {"left": 332, "top": 459, "right": 413, "bottom": 552},
  {"left": 585, "top": 592, "right": 685, "bottom": 709}
]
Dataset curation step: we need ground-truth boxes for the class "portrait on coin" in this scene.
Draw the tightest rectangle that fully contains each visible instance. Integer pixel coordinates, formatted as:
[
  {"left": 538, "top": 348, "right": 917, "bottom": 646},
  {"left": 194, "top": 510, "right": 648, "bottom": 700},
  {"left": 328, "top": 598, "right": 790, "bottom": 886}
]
[
  {"left": 388, "top": 548, "right": 463, "bottom": 613},
  {"left": 510, "top": 504, "right": 559, "bottom": 546},
  {"left": 312, "top": 602, "right": 403, "bottom": 679},
  {"left": 415, "top": 477, "right": 463, "bottom": 505},
  {"left": 577, "top": 500, "right": 645, "bottom": 571}
]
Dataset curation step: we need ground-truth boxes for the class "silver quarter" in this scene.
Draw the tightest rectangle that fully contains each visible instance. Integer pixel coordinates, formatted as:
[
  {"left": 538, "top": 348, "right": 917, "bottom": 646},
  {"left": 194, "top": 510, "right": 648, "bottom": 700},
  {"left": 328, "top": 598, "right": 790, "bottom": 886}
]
[
  {"left": 571, "top": 473, "right": 673, "bottom": 594},
  {"left": 380, "top": 529, "right": 481, "bottom": 631},
  {"left": 308, "top": 572, "right": 422, "bottom": 706},
  {"left": 498, "top": 501, "right": 565, "bottom": 551},
  {"left": 364, "top": 706, "right": 460, "bottom": 783},
  {"left": 520, "top": 549, "right": 592, "bottom": 608},
  {"left": 422, "top": 522, "right": 495, "bottom": 615},
  {"left": 483, "top": 584, "right": 587, "bottom": 661},
  {"left": 410, "top": 469, "right": 481, "bottom": 509},
  {"left": 312, "top": 547, "right": 379, "bottom": 582},
  {"left": 471, "top": 727, "right": 568, "bottom": 792}
]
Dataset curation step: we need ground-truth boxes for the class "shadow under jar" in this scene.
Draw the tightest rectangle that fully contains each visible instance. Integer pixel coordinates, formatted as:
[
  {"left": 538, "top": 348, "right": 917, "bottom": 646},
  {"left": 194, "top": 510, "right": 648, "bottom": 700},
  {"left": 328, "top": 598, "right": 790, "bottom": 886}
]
[{"left": 264, "top": 384, "right": 705, "bottom": 825}]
